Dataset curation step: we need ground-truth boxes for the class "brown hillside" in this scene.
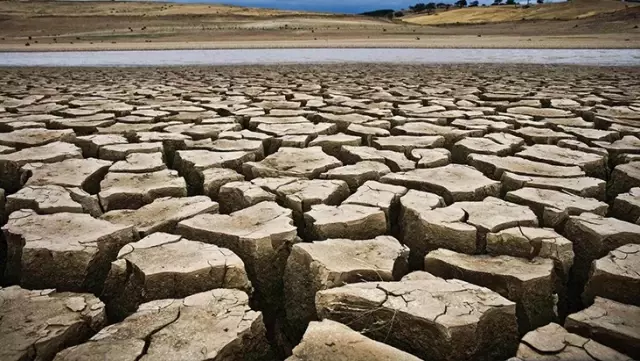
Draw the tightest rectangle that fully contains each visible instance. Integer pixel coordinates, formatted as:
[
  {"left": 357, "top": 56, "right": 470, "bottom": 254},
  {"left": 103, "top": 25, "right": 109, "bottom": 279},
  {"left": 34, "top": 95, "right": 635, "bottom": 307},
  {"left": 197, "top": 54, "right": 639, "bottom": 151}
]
[{"left": 403, "top": 0, "right": 640, "bottom": 25}]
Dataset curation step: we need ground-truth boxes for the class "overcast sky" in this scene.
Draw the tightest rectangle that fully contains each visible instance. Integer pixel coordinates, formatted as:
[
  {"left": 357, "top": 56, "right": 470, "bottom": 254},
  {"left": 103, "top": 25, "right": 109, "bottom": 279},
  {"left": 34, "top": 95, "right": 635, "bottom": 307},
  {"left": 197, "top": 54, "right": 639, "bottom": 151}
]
[{"left": 169, "top": 0, "right": 566, "bottom": 14}]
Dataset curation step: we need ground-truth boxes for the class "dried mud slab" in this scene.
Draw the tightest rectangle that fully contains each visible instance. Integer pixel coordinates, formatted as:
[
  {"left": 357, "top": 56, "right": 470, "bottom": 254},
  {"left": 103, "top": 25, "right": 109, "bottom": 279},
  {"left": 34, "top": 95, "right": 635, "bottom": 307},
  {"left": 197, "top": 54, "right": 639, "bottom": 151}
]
[
  {"left": 73, "top": 134, "right": 128, "bottom": 158},
  {"left": 303, "top": 204, "right": 387, "bottom": 241},
  {"left": 452, "top": 117, "right": 513, "bottom": 133},
  {"left": 51, "top": 114, "right": 117, "bottom": 134},
  {"left": 0, "top": 128, "right": 75, "bottom": 149},
  {"left": 487, "top": 226, "right": 574, "bottom": 283},
  {"left": 411, "top": 148, "right": 451, "bottom": 168},
  {"left": 187, "top": 138, "right": 265, "bottom": 160},
  {"left": 608, "top": 161, "right": 640, "bottom": 199},
  {"left": 505, "top": 187, "right": 608, "bottom": 228},
  {"left": 170, "top": 123, "right": 242, "bottom": 140},
  {"left": 401, "top": 196, "right": 538, "bottom": 257},
  {"left": 452, "top": 137, "right": 513, "bottom": 163},
  {"left": 173, "top": 149, "right": 254, "bottom": 187},
  {"left": 398, "top": 189, "right": 447, "bottom": 267},
  {"left": 0, "top": 142, "right": 83, "bottom": 193},
  {"left": 283, "top": 236, "right": 408, "bottom": 342},
  {"left": 485, "top": 132, "right": 526, "bottom": 150},
  {"left": 100, "top": 196, "right": 218, "bottom": 236},
  {"left": 486, "top": 226, "right": 574, "bottom": 315},
  {"left": 54, "top": 289, "right": 271, "bottom": 361},
  {"left": 612, "top": 187, "right": 640, "bottom": 224},
  {"left": 424, "top": 248, "right": 556, "bottom": 333},
  {"left": 469, "top": 154, "right": 585, "bottom": 180},
  {"left": 319, "top": 161, "right": 391, "bottom": 192},
  {"left": 559, "top": 126, "right": 619, "bottom": 144},
  {"left": 109, "top": 152, "right": 166, "bottom": 173},
  {"left": 99, "top": 169, "right": 187, "bottom": 211},
  {"left": 593, "top": 136, "right": 640, "bottom": 165},
  {"left": 220, "top": 179, "right": 275, "bottom": 210},
  {"left": 248, "top": 115, "right": 309, "bottom": 129},
  {"left": 582, "top": 243, "right": 640, "bottom": 307},
  {"left": 243, "top": 147, "right": 342, "bottom": 179},
  {"left": 452, "top": 197, "right": 539, "bottom": 248},
  {"left": 562, "top": 213, "right": 640, "bottom": 297},
  {"left": 6, "top": 185, "right": 102, "bottom": 216},
  {"left": 566, "top": 298, "right": 639, "bottom": 360},
  {"left": 287, "top": 320, "right": 421, "bottom": 361},
  {"left": 101, "top": 232, "right": 251, "bottom": 320},
  {"left": 381, "top": 164, "right": 501, "bottom": 204},
  {"left": 202, "top": 168, "right": 245, "bottom": 200},
  {"left": 342, "top": 180, "right": 407, "bottom": 231},
  {"left": 311, "top": 112, "right": 375, "bottom": 131},
  {"left": 391, "top": 122, "right": 481, "bottom": 147},
  {"left": 98, "top": 142, "right": 164, "bottom": 161},
  {"left": 308, "top": 133, "right": 362, "bottom": 157},
  {"left": 501, "top": 172, "right": 606, "bottom": 200},
  {"left": 316, "top": 276, "right": 518, "bottom": 361},
  {"left": 516, "top": 144, "right": 608, "bottom": 179},
  {"left": 507, "top": 107, "right": 574, "bottom": 120},
  {"left": 0, "top": 286, "right": 107, "bottom": 361},
  {"left": 371, "top": 135, "right": 445, "bottom": 153},
  {"left": 510, "top": 127, "right": 576, "bottom": 144},
  {"left": 21, "top": 157, "right": 112, "bottom": 194},
  {"left": 254, "top": 178, "right": 350, "bottom": 220},
  {"left": 565, "top": 297, "right": 640, "bottom": 359},
  {"left": 2, "top": 209, "right": 137, "bottom": 293},
  {"left": 339, "top": 145, "right": 415, "bottom": 172},
  {"left": 516, "top": 323, "right": 633, "bottom": 361},
  {"left": 176, "top": 201, "right": 298, "bottom": 311}
]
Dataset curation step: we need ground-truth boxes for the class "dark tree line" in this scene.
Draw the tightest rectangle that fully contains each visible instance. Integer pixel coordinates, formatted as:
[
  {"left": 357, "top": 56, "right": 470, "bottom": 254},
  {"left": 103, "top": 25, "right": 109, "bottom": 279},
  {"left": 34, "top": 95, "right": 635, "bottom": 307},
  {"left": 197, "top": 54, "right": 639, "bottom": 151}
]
[
  {"left": 493, "top": 0, "right": 544, "bottom": 5},
  {"left": 409, "top": 0, "right": 545, "bottom": 9},
  {"left": 408, "top": 3, "right": 450, "bottom": 12},
  {"left": 364, "top": 0, "right": 545, "bottom": 19}
]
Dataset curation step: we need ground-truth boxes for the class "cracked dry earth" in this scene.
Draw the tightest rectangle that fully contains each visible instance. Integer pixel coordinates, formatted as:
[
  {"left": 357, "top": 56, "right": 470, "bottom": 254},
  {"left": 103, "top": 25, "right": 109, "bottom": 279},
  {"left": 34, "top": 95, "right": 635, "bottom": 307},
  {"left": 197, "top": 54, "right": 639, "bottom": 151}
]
[{"left": 1, "top": 64, "right": 640, "bottom": 361}]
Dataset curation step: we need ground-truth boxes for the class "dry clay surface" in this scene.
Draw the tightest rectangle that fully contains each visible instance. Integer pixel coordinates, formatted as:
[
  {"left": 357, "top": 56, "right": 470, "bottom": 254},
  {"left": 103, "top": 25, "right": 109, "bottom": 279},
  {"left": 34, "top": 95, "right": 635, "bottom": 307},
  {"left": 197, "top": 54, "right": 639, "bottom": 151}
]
[{"left": 1, "top": 64, "right": 640, "bottom": 361}]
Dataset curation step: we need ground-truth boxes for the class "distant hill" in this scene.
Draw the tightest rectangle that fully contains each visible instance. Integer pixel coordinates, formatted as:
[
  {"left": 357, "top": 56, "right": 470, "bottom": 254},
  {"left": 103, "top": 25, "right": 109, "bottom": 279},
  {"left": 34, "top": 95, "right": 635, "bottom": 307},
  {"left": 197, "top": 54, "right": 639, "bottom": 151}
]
[
  {"left": 403, "top": 0, "right": 639, "bottom": 24},
  {"left": 0, "top": 1, "right": 320, "bottom": 18}
]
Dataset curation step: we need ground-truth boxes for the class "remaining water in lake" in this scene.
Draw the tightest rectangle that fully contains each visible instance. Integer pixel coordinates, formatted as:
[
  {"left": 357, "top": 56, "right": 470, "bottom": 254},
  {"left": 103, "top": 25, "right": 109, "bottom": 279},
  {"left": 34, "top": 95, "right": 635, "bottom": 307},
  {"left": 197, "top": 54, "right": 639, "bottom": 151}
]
[{"left": 0, "top": 48, "right": 638, "bottom": 66}]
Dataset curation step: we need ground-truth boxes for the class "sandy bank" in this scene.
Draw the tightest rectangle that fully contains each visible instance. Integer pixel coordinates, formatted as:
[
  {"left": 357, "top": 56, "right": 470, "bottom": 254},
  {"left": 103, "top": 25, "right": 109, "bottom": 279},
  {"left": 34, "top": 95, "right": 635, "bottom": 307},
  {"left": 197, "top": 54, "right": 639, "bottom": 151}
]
[{"left": 2, "top": 34, "right": 639, "bottom": 52}]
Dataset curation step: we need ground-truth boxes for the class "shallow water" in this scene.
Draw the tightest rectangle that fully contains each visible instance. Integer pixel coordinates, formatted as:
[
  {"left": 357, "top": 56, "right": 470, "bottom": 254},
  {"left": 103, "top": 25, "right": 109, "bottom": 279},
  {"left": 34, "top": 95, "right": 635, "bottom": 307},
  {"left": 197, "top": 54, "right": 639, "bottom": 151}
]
[{"left": 0, "top": 48, "right": 639, "bottom": 66}]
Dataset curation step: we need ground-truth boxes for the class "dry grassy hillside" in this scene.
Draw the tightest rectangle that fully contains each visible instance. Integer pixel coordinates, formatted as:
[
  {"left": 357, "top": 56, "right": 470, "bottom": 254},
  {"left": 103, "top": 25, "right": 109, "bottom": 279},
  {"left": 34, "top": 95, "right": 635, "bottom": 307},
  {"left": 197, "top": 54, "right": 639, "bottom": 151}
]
[
  {"left": 403, "top": 0, "right": 639, "bottom": 24},
  {"left": 0, "top": 0, "right": 314, "bottom": 17},
  {"left": 0, "top": 0, "right": 394, "bottom": 36},
  {"left": 0, "top": 0, "right": 637, "bottom": 50},
  {"left": 0, "top": 0, "right": 400, "bottom": 44}
]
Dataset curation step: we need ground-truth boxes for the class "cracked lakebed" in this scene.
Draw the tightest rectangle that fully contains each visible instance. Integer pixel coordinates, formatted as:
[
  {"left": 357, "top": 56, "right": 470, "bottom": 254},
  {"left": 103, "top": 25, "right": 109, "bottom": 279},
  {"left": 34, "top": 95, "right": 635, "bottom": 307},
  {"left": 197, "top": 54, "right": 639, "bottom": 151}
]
[{"left": 1, "top": 64, "right": 639, "bottom": 361}]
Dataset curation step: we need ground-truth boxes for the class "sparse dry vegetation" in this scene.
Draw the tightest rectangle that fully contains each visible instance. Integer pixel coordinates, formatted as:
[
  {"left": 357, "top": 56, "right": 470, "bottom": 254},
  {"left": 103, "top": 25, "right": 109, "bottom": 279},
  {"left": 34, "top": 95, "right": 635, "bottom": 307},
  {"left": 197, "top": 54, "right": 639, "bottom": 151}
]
[
  {"left": 403, "top": 0, "right": 639, "bottom": 25},
  {"left": 0, "top": 0, "right": 638, "bottom": 50}
]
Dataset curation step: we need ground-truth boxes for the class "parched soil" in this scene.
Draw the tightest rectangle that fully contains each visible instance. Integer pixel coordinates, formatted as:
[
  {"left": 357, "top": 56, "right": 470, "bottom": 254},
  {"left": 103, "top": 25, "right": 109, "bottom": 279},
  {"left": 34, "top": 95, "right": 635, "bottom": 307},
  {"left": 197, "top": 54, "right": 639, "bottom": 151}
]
[{"left": 1, "top": 64, "right": 640, "bottom": 361}]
